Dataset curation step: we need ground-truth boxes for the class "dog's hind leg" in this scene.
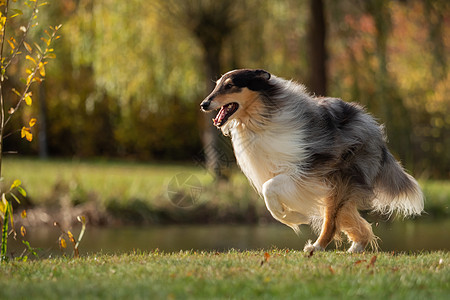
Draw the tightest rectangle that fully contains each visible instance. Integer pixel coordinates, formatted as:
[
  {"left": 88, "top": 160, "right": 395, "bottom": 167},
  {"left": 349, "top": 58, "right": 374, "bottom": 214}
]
[
  {"left": 303, "top": 195, "right": 340, "bottom": 253},
  {"left": 262, "top": 175, "right": 309, "bottom": 232},
  {"left": 337, "top": 202, "right": 376, "bottom": 253}
]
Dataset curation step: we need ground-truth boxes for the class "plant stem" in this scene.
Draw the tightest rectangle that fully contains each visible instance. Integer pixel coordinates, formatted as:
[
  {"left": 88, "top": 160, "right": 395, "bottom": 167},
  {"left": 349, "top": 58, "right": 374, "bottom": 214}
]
[
  {"left": 1, "top": 202, "right": 9, "bottom": 262},
  {"left": 0, "top": 0, "right": 10, "bottom": 182}
]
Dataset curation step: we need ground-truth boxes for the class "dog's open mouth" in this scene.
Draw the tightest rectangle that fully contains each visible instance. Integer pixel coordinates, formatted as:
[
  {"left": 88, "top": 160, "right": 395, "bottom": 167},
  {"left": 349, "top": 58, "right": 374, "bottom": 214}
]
[{"left": 213, "top": 103, "right": 239, "bottom": 127}]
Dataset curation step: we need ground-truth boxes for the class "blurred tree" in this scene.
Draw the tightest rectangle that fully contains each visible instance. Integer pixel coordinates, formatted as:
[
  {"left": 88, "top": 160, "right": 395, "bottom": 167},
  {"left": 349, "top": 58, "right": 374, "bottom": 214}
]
[
  {"left": 308, "top": 0, "right": 328, "bottom": 96},
  {"left": 158, "top": 0, "right": 242, "bottom": 179},
  {"left": 3, "top": 0, "right": 447, "bottom": 178},
  {"left": 365, "top": 0, "right": 412, "bottom": 165}
]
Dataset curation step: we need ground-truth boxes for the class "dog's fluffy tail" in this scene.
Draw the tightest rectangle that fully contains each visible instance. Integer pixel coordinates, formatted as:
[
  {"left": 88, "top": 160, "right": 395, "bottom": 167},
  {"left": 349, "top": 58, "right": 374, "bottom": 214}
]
[{"left": 372, "top": 150, "right": 424, "bottom": 217}]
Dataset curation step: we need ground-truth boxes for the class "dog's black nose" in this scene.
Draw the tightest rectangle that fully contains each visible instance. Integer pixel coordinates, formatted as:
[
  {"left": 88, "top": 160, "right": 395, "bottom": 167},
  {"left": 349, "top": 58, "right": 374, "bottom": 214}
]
[{"left": 200, "top": 101, "right": 209, "bottom": 110}]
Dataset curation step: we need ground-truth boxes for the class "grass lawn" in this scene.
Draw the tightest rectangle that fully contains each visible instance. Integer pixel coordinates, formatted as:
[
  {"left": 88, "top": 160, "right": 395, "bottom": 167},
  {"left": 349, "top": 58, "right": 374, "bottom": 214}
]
[
  {"left": 0, "top": 250, "right": 448, "bottom": 299},
  {"left": 3, "top": 157, "right": 449, "bottom": 210}
]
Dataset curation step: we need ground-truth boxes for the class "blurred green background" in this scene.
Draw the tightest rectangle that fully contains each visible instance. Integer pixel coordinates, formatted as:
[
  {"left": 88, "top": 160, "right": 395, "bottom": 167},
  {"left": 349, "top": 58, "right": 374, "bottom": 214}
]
[
  {"left": 1, "top": 0, "right": 449, "bottom": 255},
  {"left": 3, "top": 0, "right": 449, "bottom": 178}
]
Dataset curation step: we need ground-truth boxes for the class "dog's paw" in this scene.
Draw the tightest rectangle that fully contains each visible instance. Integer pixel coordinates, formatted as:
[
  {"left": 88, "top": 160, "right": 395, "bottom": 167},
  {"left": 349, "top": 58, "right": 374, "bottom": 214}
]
[
  {"left": 303, "top": 240, "right": 324, "bottom": 253},
  {"left": 347, "top": 242, "right": 366, "bottom": 253}
]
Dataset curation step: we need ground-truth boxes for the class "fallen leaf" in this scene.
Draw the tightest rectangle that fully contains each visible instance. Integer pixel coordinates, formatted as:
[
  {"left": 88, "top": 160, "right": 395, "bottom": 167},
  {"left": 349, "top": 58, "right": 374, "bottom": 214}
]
[
  {"left": 367, "top": 255, "right": 377, "bottom": 268},
  {"left": 329, "top": 265, "right": 335, "bottom": 274},
  {"left": 354, "top": 259, "right": 367, "bottom": 265}
]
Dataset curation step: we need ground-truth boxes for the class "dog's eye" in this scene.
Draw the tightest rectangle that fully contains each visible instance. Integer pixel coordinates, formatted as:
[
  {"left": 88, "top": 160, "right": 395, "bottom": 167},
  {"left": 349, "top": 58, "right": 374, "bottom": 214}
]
[{"left": 224, "top": 83, "right": 233, "bottom": 90}]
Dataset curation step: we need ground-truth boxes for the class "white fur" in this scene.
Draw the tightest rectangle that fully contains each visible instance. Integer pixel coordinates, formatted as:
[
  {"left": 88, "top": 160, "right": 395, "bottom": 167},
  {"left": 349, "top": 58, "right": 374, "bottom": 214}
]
[
  {"left": 347, "top": 242, "right": 365, "bottom": 253},
  {"left": 372, "top": 173, "right": 424, "bottom": 217},
  {"left": 224, "top": 77, "right": 330, "bottom": 231},
  {"left": 303, "top": 240, "right": 324, "bottom": 253}
]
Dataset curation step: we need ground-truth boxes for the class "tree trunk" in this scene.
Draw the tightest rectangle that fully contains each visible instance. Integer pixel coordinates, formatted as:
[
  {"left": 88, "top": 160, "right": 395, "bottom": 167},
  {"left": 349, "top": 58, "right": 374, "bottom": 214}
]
[
  {"left": 201, "top": 42, "right": 227, "bottom": 180},
  {"left": 308, "top": 0, "right": 327, "bottom": 96}
]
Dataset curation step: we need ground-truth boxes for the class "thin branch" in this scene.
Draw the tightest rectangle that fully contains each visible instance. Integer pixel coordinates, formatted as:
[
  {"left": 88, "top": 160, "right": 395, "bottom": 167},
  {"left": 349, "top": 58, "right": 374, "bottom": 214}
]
[
  {"left": 3, "top": 55, "right": 43, "bottom": 127},
  {"left": 2, "top": 0, "right": 39, "bottom": 71},
  {"left": 0, "top": 0, "right": 11, "bottom": 182},
  {"left": 2, "top": 128, "right": 20, "bottom": 139},
  {"left": 0, "top": 0, "right": 10, "bottom": 67},
  {"left": 4, "top": 25, "right": 60, "bottom": 127}
]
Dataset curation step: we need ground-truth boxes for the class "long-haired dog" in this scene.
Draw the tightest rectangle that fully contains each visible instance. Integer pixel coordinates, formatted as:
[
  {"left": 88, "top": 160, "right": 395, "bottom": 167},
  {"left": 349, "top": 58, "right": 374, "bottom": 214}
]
[{"left": 200, "top": 69, "right": 424, "bottom": 253}]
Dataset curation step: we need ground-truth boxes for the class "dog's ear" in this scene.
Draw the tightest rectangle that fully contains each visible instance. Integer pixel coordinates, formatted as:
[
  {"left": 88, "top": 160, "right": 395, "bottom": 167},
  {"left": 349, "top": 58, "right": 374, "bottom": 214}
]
[
  {"left": 254, "top": 69, "right": 271, "bottom": 81},
  {"left": 232, "top": 69, "right": 272, "bottom": 91},
  {"left": 246, "top": 69, "right": 271, "bottom": 91}
]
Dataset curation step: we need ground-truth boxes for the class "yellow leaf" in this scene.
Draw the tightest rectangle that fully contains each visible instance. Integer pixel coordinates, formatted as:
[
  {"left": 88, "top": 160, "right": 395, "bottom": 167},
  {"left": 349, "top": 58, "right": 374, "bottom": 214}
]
[
  {"left": 25, "top": 93, "right": 32, "bottom": 105},
  {"left": 0, "top": 194, "right": 6, "bottom": 214},
  {"left": 25, "top": 131, "right": 33, "bottom": 142},
  {"left": 60, "top": 237, "right": 67, "bottom": 249},
  {"left": 21, "top": 127, "right": 32, "bottom": 141},
  {"left": 24, "top": 41, "right": 32, "bottom": 53},
  {"left": 68, "top": 231, "right": 75, "bottom": 243},
  {"left": 21, "top": 209, "right": 27, "bottom": 218},
  {"left": 10, "top": 179, "right": 21, "bottom": 190},
  {"left": 21, "top": 127, "right": 27, "bottom": 138},
  {"left": 7, "top": 39, "right": 15, "bottom": 50},
  {"left": 29, "top": 118, "right": 37, "bottom": 127},
  {"left": 21, "top": 225, "right": 26, "bottom": 237},
  {"left": 38, "top": 62, "right": 45, "bottom": 77},
  {"left": 25, "top": 55, "right": 36, "bottom": 64},
  {"left": 26, "top": 74, "right": 33, "bottom": 85}
]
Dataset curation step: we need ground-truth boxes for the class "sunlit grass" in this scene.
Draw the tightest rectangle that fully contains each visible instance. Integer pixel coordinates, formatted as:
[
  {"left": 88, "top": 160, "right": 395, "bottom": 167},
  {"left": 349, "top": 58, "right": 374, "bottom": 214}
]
[{"left": 0, "top": 250, "right": 448, "bottom": 299}]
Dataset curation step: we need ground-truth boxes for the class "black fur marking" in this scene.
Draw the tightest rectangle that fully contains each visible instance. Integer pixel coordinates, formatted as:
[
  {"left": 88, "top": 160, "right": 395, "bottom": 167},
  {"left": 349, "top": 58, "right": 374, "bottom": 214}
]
[
  {"left": 380, "top": 145, "right": 388, "bottom": 165},
  {"left": 341, "top": 144, "right": 361, "bottom": 162},
  {"left": 318, "top": 98, "right": 361, "bottom": 131},
  {"left": 223, "top": 69, "right": 280, "bottom": 110},
  {"left": 227, "top": 69, "right": 272, "bottom": 92},
  {"left": 336, "top": 101, "right": 360, "bottom": 129},
  {"left": 309, "top": 152, "right": 336, "bottom": 167}
]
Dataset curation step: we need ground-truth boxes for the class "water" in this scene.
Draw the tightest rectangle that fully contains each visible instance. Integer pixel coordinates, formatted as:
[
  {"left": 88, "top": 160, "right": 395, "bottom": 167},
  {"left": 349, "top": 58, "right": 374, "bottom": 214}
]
[{"left": 8, "top": 220, "right": 450, "bottom": 257}]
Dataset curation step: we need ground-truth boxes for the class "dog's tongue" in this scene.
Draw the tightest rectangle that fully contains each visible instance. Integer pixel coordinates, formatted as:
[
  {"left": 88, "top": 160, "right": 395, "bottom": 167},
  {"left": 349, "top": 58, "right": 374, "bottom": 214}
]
[{"left": 213, "top": 106, "right": 228, "bottom": 126}]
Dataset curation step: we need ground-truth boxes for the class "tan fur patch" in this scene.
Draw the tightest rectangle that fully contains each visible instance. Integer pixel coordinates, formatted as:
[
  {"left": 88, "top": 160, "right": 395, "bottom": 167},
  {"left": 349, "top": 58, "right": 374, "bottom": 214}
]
[{"left": 211, "top": 88, "right": 267, "bottom": 129}]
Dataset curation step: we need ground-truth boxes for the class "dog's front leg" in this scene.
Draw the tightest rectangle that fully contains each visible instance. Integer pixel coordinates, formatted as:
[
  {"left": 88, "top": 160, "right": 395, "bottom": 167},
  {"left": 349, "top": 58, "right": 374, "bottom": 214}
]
[{"left": 262, "top": 175, "right": 308, "bottom": 230}]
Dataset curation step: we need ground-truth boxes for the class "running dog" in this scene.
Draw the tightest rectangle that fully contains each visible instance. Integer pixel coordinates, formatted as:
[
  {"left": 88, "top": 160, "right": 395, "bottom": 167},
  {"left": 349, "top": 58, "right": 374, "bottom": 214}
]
[{"left": 200, "top": 69, "right": 424, "bottom": 253}]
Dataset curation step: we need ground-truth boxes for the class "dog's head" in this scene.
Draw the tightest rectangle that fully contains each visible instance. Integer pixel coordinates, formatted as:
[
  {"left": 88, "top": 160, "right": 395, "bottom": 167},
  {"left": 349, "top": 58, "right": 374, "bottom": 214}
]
[{"left": 200, "top": 69, "right": 274, "bottom": 128}]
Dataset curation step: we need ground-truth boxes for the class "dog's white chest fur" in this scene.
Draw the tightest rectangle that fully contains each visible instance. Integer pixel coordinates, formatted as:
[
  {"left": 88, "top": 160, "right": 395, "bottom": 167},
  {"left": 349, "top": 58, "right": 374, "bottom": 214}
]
[{"left": 229, "top": 124, "right": 308, "bottom": 194}]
